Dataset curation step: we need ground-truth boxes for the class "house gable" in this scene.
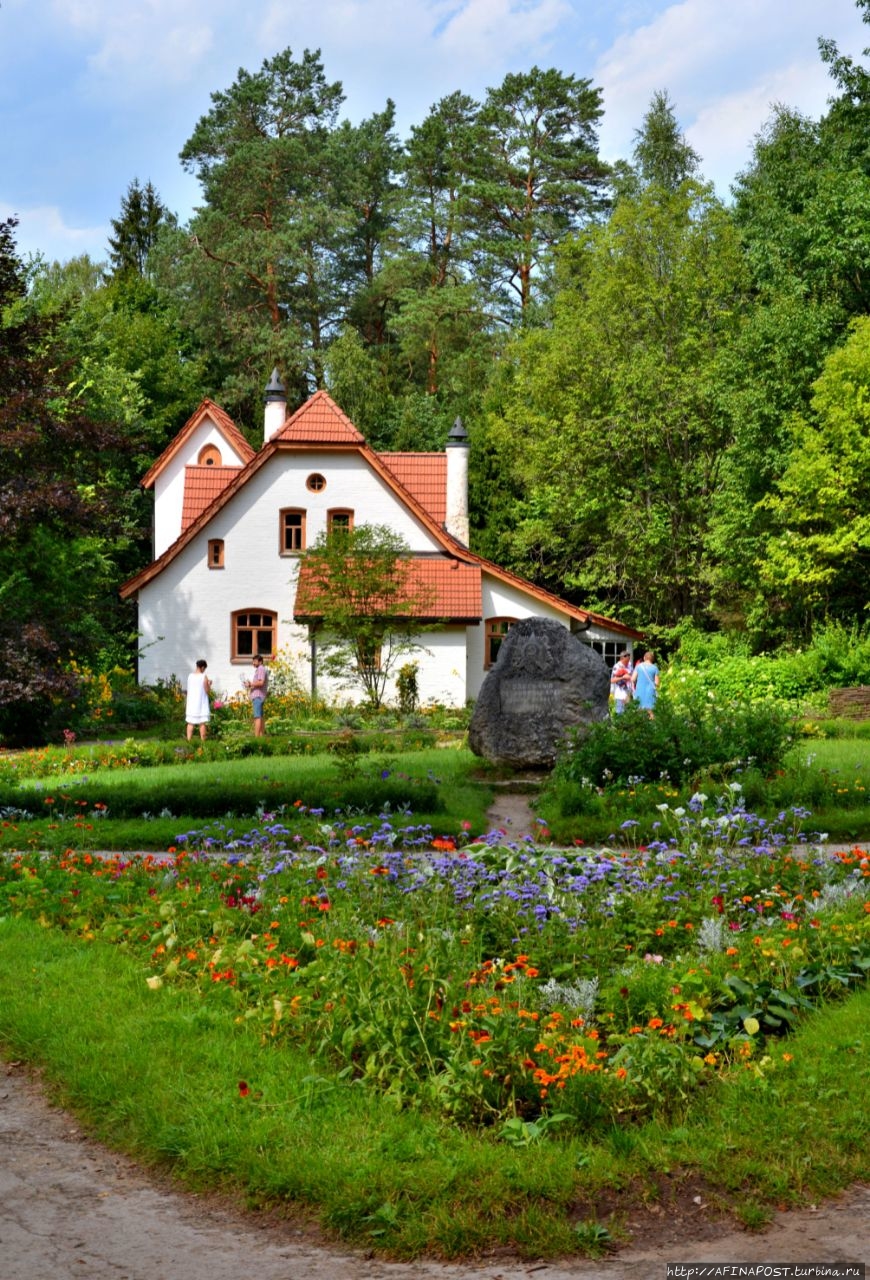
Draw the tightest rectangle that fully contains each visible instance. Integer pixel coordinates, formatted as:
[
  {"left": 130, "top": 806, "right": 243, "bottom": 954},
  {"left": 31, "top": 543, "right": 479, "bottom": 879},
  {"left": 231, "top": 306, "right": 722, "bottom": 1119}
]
[
  {"left": 143, "top": 400, "right": 256, "bottom": 559},
  {"left": 124, "top": 384, "right": 642, "bottom": 707}
]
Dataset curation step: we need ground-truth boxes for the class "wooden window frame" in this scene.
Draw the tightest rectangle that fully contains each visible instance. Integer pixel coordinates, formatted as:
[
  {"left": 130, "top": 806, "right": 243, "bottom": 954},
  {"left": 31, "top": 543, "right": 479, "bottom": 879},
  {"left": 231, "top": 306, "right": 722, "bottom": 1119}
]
[
  {"left": 484, "top": 616, "right": 517, "bottom": 669},
  {"left": 279, "top": 508, "right": 306, "bottom": 554},
  {"left": 198, "top": 444, "right": 222, "bottom": 466},
  {"left": 355, "top": 636, "right": 382, "bottom": 673},
  {"left": 327, "top": 508, "right": 354, "bottom": 536},
  {"left": 306, "top": 472, "right": 327, "bottom": 492},
  {"left": 207, "top": 539, "right": 225, "bottom": 569},
  {"left": 231, "top": 610, "right": 276, "bottom": 661}
]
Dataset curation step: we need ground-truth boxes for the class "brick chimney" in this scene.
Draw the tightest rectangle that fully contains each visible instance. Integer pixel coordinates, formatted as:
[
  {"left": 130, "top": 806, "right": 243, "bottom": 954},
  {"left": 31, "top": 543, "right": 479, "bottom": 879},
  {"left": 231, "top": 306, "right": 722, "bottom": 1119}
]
[{"left": 445, "top": 416, "right": 469, "bottom": 545}]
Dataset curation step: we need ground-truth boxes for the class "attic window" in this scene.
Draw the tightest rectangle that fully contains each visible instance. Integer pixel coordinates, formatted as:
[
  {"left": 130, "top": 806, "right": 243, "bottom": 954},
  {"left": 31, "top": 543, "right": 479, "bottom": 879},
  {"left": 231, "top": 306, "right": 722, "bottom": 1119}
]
[
  {"left": 198, "top": 444, "right": 222, "bottom": 467},
  {"left": 208, "top": 539, "right": 224, "bottom": 569},
  {"left": 306, "top": 473, "right": 326, "bottom": 492}
]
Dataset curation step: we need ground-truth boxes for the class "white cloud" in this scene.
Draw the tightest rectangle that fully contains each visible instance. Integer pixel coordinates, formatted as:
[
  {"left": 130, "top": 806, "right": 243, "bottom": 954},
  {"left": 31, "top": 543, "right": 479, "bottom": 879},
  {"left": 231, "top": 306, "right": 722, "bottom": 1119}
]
[
  {"left": 594, "top": 0, "right": 870, "bottom": 193},
  {"left": 257, "top": 0, "right": 575, "bottom": 129},
  {"left": 49, "top": 0, "right": 219, "bottom": 97},
  {"left": 0, "top": 201, "right": 107, "bottom": 264}
]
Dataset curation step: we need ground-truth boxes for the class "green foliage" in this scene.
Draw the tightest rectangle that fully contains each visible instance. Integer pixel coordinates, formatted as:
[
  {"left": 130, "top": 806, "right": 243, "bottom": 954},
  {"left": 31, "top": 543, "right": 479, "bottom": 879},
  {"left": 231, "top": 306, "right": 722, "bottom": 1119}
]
[
  {"left": 552, "top": 696, "right": 794, "bottom": 791},
  {"left": 396, "top": 663, "right": 419, "bottom": 715},
  {"left": 481, "top": 171, "right": 747, "bottom": 628},
  {"left": 758, "top": 316, "right": 870, "bottom": 626},
  {"left": 668, "top": 621, "right": 870, "bottom": 711},
  {"left": 107, "top": 178, "right": 171, "bottom": 278},
  {"left": 0, "top": 219, "right": 137, "bottom": 745},
  {"left": 302, "top": 523, "right": 433, "bottom": 709}
]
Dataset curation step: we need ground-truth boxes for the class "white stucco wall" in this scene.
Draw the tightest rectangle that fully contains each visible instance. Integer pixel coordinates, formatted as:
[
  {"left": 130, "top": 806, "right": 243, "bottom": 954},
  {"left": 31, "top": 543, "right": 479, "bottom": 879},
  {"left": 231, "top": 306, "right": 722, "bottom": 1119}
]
[
  {"left": 137, "top": 449, "right": 448, "bottom": 700},
  {"left": 463, "top": 576, "right": 633, "bottom": 702},
  {"left": 151, "top": 414, "right": 250, "bottom": 558},
  {"left": 308, "top": 627, "right": 467, "bottom": 709}
]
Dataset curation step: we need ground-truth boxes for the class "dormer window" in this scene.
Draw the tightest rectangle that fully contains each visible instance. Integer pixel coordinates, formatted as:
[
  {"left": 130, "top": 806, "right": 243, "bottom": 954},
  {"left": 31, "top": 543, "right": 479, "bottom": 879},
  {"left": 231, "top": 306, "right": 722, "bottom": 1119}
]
[{"left": 198, "top": 444, "right": 222, "bottom": 467}]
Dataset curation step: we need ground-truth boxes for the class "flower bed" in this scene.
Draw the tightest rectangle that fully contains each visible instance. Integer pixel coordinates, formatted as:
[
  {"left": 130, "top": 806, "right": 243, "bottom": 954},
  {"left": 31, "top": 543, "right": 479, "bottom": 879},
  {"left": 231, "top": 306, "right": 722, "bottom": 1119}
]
[{"left": 1, "top": 788, "right": 868, "bottom": 1133}]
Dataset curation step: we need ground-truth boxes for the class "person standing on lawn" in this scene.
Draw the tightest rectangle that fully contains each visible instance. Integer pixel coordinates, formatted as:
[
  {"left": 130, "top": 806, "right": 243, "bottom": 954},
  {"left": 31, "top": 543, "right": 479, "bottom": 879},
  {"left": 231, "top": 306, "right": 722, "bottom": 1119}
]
[
  {"left": 632, "top": 650, "right": 660, "bottom": 716},
  {"left": 610, "top": 651, "right": 634, "bottom": 715},
  {"left": 185, "top": 659, "right": 211, "bottom": 741},
  {"left": 244, "top": 655, "right": 268, "bottom": 737}
]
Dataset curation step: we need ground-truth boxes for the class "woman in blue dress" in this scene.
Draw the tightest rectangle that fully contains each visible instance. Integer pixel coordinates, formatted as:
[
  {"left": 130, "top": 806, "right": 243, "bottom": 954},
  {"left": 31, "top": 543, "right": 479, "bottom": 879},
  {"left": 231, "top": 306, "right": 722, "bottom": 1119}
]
[{"left": 632, "top": 650, "right": 660, "bottom": 715}]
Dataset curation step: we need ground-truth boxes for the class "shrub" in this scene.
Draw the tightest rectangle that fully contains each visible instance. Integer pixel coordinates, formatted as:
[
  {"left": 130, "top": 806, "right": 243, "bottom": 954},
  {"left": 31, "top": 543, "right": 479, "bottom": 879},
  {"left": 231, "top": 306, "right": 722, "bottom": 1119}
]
[{"left": 553, "top": 696, "right": 794, "bottom": 791}]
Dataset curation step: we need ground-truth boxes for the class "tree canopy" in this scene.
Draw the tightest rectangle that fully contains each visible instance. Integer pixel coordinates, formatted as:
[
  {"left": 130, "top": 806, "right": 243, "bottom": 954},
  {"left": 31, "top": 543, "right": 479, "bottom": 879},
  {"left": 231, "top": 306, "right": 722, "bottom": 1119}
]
[{"left": 8, "top": 10, "right": 870, "bottom": 737}]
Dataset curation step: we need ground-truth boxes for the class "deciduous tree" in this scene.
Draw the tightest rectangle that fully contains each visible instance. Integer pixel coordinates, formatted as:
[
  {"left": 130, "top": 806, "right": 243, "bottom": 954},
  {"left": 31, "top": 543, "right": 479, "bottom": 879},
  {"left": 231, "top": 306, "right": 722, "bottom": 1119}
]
[{"left": 297, "top": 524, "right": 433, "bottom": 708}]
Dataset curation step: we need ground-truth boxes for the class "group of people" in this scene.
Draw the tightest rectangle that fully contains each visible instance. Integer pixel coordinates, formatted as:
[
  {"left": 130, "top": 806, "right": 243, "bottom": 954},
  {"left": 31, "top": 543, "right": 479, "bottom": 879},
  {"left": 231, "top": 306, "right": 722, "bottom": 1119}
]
[
  {"left": 184, "top": 656, "right": 268, "bottom": 740},
  {"left": 609, "top": 649, "right": 659, "bottom": 716}
]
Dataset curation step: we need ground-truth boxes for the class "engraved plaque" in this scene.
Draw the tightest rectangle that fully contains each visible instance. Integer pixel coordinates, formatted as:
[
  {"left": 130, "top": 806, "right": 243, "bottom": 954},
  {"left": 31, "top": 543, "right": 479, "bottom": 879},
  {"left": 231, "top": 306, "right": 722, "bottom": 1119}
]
[{"left": 500, "top": 678, "right": 560, "bottom": 716}]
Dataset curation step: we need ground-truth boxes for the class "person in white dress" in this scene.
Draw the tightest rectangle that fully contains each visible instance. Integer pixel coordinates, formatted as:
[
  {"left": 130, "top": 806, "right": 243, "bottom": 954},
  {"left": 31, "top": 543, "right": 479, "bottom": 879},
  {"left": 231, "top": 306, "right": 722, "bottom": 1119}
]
[{"left": 185, "top": 659, "right": 212, "bottom": 741}]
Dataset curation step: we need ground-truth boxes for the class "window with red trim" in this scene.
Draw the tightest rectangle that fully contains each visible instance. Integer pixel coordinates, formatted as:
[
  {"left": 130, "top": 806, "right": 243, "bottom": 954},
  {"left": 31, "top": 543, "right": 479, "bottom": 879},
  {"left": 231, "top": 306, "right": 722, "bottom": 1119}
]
[
  {"left": 485, "top": 617, "right": 517, "bottom": 669},
  {"left": 232, "top": 610, "right": 276, "bottom": 659},
  {"left": 280, "top": 508, "right": 306, "bottom": 553},
  {"left": 327, "top": 508, "right": 354, "bottom": 536}
]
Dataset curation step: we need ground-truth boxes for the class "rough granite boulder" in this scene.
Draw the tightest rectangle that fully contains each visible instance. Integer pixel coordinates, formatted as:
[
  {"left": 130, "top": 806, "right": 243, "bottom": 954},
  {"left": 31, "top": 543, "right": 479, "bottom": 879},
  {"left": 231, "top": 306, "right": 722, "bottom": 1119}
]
[{"left": 468, "top": 617, "right": 610, "bottom": 769}]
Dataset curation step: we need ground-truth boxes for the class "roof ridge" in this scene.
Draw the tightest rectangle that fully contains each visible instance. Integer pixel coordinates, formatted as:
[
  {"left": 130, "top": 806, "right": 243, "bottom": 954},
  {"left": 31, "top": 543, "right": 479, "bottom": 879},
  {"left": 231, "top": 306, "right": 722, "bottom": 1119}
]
[{"left": 272, "top": 390, "right": 364, "bottom": 443}]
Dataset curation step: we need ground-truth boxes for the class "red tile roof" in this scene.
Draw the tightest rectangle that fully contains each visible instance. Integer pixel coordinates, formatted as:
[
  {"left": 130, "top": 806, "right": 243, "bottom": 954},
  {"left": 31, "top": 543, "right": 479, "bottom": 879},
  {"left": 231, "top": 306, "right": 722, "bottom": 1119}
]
[
  {"left": 294, "top": 556, "right": 482, "bottom": 621},
  {"left": 181, "top": 466, "right": 243, "bottom": 530},
  {"left": 141, "top": 400, "right": 255, "bottom": 489},
  {"left": 271, "top": 390, "right": 365, "bottom": 445},
  {"left": 378, "top": 453, "right": 446, "bottom": 524}
]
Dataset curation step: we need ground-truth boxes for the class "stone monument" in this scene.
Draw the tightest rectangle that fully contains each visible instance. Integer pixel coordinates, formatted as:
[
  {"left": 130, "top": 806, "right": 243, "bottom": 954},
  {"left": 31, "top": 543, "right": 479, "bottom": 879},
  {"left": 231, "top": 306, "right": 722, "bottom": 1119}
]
[{"left": 468, "top": 617, "right": 610, "bottom": 769}]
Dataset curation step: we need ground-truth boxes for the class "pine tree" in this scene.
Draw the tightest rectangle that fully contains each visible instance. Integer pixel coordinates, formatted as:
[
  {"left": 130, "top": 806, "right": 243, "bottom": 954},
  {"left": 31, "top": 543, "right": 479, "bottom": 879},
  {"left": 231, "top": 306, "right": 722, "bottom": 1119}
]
[{"left": 107, "top": 179, "right": 169, "bottom": 277}]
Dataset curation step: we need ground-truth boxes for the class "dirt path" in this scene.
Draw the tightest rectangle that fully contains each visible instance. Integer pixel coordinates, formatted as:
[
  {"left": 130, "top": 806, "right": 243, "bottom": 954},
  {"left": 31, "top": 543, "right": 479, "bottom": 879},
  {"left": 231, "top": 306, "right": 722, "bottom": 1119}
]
[{"left": 2, "top": 1062, "right": 868, "bottom": 1280}]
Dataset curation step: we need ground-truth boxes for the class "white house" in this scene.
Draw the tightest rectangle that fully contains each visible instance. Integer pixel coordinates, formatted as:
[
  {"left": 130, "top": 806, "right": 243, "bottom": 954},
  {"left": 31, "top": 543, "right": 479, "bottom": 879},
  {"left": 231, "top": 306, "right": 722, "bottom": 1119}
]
[{"left": 120, "top": 375, "right": 642, "bottom": 707}]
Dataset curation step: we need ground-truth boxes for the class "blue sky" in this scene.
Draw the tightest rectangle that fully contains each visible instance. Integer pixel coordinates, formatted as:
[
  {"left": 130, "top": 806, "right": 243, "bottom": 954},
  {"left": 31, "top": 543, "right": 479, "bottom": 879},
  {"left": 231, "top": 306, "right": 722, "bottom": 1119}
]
[{"left": 2, "top": 0, "right": 869, "bottom": 265}]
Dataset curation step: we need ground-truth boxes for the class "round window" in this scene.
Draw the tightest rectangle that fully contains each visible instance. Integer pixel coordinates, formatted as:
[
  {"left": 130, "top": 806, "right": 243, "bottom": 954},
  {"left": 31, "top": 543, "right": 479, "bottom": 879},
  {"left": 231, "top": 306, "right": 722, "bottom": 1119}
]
[{"left": 306, "top": 473, "right": 326, "bottom": 492}]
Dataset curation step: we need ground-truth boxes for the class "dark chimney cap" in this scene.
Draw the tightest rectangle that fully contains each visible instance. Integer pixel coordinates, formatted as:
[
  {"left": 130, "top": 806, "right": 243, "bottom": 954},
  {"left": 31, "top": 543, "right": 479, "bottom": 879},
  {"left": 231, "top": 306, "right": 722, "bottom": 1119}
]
[
  {"left": 264, "top": 368, "right": 286, "bottom": 402},
  {"left": 447, "top": 415, "right": 469, "bottom": 446}
]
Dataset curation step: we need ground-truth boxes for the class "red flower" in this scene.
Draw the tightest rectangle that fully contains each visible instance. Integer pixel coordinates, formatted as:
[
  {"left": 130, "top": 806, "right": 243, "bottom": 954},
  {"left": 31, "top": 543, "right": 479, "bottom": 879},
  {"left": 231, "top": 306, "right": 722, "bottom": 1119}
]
[{"left": 238, "top": 1081, "right": 250, "bottom": 1097}]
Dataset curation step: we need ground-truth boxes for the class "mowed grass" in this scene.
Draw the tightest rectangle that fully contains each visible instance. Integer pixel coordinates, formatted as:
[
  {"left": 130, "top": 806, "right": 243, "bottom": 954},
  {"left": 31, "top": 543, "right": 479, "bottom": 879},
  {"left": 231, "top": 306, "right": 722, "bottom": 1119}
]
[
  {"left": 0, "top": 747, "right": 494, "bottom": 853},
  {"left": 1, "top": 917, "right": 868, "bottom": 1258}
]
